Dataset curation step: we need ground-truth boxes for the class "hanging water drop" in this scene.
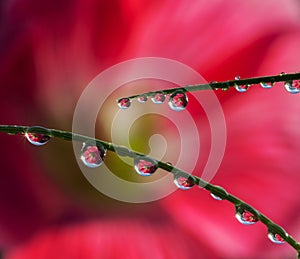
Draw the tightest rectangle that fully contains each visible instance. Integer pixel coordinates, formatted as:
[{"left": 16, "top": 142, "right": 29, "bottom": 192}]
[
  {"left": 80, "top": 142, "right": 106, "bottom": 168},
  {"left": 25, "top": 126, "right": 51, "bottom": 146},
  {"left": 134, "top": 156, "right": 157, "bottom": 176},
  {"left": 137, "top": 95, "right": 148, "bottom": 103},
  {"left": 174, "top": 175, "right": 194, "bottom": 190},
  {"left": 284, "top": 80, "right": 300, "bottom": 94},
  {"left": 151, "top": 92, "right": 166, "bottom": 104},
  {"left": 234, "top": 76, "right": 249, "bottom": 92},
  {"left": 168, "top": 91, "right": 188, "bottom": 111},
  {"left": 118, "top": 98, "right": 131, "bottom": 109},
  {"left": 235, "top": 205, "right": 258, "bottom": 225},
  {"left": 268, "top": 231, "right": 286, "bottom": 244},
  {"left": 260, "top": 82, "right": 273, "bottom": 89},
  {"left": 210, "top": 193, "right": 222, "bottom": 200}
]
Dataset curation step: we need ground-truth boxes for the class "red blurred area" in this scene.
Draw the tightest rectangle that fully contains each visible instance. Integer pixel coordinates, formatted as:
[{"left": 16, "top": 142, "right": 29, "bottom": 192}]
[{"left": 1, "top": 0, "right": 300, "bottom": 258}]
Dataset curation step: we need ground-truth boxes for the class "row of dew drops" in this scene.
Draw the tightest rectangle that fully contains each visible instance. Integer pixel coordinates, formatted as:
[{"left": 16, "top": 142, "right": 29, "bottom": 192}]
[
  {"left": 117, "top": 78, "right": 300, "bottom": 111},
  {"left": 118, "top": 90, "right": 189, "bottom": 111},
  {"left": 24, "top": 126, "right": 288, "bottom": 246}
]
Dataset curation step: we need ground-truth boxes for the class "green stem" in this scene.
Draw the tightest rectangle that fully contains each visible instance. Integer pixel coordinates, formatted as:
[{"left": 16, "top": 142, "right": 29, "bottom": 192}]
[
  {"left": 1, "top": 124, "right": 300, "bottom": 256},
  {"left": 121, "top": 72, "right": 300, "bottom": 100}
]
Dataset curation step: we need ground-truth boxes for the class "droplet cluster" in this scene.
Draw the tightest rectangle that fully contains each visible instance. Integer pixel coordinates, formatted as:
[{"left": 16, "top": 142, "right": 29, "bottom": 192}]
[{"left": 117, "top": 90, "right": 188, "bottom": 111}]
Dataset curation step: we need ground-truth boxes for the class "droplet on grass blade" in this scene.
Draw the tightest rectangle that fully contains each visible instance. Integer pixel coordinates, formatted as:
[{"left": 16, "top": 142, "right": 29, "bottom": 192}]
[
  {"left": 25, "top": 126, "right": 51, "bottom": 146},
  {"left": 134, "top": 157, "right": 158, "bottom": 176},
  {"left": 168, "top": 91, "right": 188, "bottom": 111},
  {"left": 268, "top": 231, "right": 286, "bottom": 244},
  {"left": 80, "top": 142, "right": 106, "bottom": 168},
  {"left": 151, "top": 92, "right": 166, "bottom": 104},
  {"left": 284, "top": 80, "right": 300, "bottom": 94},
  {"left": 174, "top": 175, "right": 194, "bottom": 190},
  {"left": 118, "top": 98, "right": 131, "bottom": 109},
  {"left": 235, "top": 205, "right": 258, "bottom": 225}
]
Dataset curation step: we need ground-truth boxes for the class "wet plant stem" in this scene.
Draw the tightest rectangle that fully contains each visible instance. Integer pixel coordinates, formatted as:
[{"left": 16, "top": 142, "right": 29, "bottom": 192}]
[
  {"left": 0, "top": 124, "right": 300, "bottom": 257},
  {"left": 121, "top": 72, "right": 300, "bottom": 100}
]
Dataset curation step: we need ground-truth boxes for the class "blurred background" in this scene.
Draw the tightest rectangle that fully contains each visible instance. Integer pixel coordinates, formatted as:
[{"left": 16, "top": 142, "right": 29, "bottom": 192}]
[{"left": 0, "top": 0, "right": 300, "bottom": 258}]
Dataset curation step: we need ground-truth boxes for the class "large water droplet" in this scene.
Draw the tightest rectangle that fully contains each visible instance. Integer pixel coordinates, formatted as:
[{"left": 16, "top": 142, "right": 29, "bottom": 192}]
[
  {"left": 268, "top": 231, "right": 286, "bottom": 244},
  {"left": 80, "top": 142, "right": 106, "bottom": 168},
  {"left": 235, "top": 206, "right": 258, "bottom": 225},
  {"left": 134, "top": 156, "right": 157, "bottom": 176},
  {"left": 25, "top": 126, "right": 51, "bottom": 146},
  {"left": 174, "top": 175, "right": 194, "bottom": 190},
  {"left": 260, "top": 82, "right": 273, "bottom": 89},
  {"left": 137, "top": 95, "right": 148, "bottom": 103},
  {"left": 151, "top": 92, "right": 166, "bottom": 104},
  {"left": 234, "top": 76, "right": 249, "bottom": 92},
  {"left": 284, "top": 80, "right": 300, "bottom": 94},
  {"left": 210, "top": 193, "right": 222, "bottom": 200},
  {"left": 168, "top": 91, "right": 188, "bottom": 111},
  {"left": 118, "top": 98, "right": 131, "bottom": 109}
]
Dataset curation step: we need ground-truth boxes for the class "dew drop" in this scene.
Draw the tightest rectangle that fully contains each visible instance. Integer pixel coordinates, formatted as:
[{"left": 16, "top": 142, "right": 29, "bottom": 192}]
[
  {"left": 118, "top": 98, "right": 131, "bottom": 109},
  {"left": 168, "top": 91, "right": 188, "bottom": 111},
  {"left": 235, "top": 206, "right": 258, "bottom": 225},
  {"left": 284, "top": 80, "right": 300, "bottom": 94},
  {"left": 134, "top": 156, "right": 157, "bottom": 176},
  {"left": 151, "top": 92, "right": 166, "bottom": 104},
  {"left": 25, "top": 126, "right": 51, "bottom": 146},
  {"left": 137, "top": 95, "right": 148, "bottom": 103},
  {"left": 268, "top": 231, "right": 286, "bottom": 244},
  {"left": 234, "top": 76, "right": 249, "bottom": 92},
  {"left": 210, "top": 193, "right": 222, "bottom": 200},
  {"left": 174, "top": 175, "right": 194, "bottom": 190},
  {"left": 80, "top": 142, "right": 106, "bottom": 168},
  {"left": 260, "top": 82, "right": 273, "bottom": 89}
]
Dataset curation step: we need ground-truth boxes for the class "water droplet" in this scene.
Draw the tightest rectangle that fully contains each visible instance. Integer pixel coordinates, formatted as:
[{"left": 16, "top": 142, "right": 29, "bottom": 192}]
[
  {"left": 25, "top": 126, "right": 51, "bottom": 146},
  {"left": 234, "top": 76, "right": 249, "bottom": 92},
  {"left": 260, "top": 82, "right": 273, "bottom": 89},
  {"left": 137, "top": 95, "right": 148, "bottom": 103},
  {"left": 210, "top": 193, "right": 222, "bottom": 200},
  {"left": 284, "top": 80, "right": 300, "bottom": 94},
  {"left": 118, "top": 98, "right": 131, "bottom": 109},
  {"left": 279, "top": 72, "right": 286, "bottom": 76},
  {"left": 174, "top": 175, "right": 194, "bottom": 190},
  {"left": 235, "top": 206, "right": 258, "bottom": 225},
  {"left": 151, "top": 92, "right": 166, "bottom": 104},
  {"left": 80, "top": 142, "right": 106, "bottom": 168},
  {"left": 268, "top": 231, "right": 286, "bottom": 244},
  {"left": 168, "top": 91, "right": 188, "bottom": 111},
  {"left": 134, "top": 157, "right": 157, "bottom": 176}
]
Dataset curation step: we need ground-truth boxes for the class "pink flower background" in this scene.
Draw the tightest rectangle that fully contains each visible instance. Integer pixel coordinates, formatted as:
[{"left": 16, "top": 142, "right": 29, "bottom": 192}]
[{"left": 1, "top": 0, "right": 300, "bottom": 258}]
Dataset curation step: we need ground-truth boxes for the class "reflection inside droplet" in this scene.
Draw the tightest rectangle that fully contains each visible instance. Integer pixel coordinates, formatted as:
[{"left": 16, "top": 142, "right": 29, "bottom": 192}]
[
  {"left": 25, "top": 126, "right": 51, "bottom": 146},
  {"left": 168, "top": 91, "right": 188, "bottom": 111},
  {"left": 80, "top": 142, "right": 107, "bottom": 168}
]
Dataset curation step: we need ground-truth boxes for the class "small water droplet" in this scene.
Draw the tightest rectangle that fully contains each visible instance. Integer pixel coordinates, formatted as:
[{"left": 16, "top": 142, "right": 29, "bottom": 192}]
[
  {"left": 137, "top": 95, "right": 148, "bottom": 103},
  {"left": 168, "top": 91, "right": 188, "bottom": 111},
  {"left": 210, "top": 193, "right": 222, "bottom": 200},
  {"left": 25, "top": 126, "right": 51, "bottom": 146},
  {"left": 268, "top": 231, "right": 286, "bottom": 244},
  {"left": 80, "top": 142, "right": 106, "bottom": 168},
  {"left": 174, "top": 175, "right": 194, "bottom": 190},
  {"left": 235, "top": 206, "right": 258, "bottom": 225},
  {"left": 151, "top": 92, "right": 166, "bottom": 104},
  {"left": 134, "top": 157, "right": 157, "bottom": 176},
  {"left": 234, "top": 76, "right": 249, "bottom": 92},
  {"left": 279, "top": 72, "right": 286, "bottom": 76},
  {"left": 284, "top": 80, "right": 300, "bottom": 94},
  {"left": 118, "top": 98, "right": 131, "bottom": 109},
  {"left": 260, "top": 82, "right": 273, "bottom": 89}
]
